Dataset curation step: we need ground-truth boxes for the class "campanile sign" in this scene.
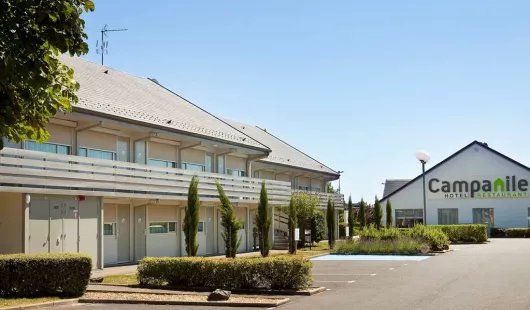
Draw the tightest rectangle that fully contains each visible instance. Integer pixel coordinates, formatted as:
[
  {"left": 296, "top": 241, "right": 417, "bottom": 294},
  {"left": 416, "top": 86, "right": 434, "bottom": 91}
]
[{"left": 428, "top": 176, "right": 529, "bottom": 199}]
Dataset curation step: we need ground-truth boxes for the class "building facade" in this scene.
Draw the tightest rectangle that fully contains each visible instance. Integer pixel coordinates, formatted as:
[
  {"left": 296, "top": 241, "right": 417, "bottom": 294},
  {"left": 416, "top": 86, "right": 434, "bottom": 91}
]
[
  {"left": 0, "top": 56, "right": 343, "bottom": 269},
  {"left": 381, "top": 141, "right": 530, "bottom": 229}
]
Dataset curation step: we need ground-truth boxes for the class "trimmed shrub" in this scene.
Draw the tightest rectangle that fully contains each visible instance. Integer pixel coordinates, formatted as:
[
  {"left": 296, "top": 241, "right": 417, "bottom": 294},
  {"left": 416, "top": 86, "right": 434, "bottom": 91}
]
[
  {"left": 505, "top": 228, "right": 530, "bottom": 238},
  {"left": 0, "top": 253, "right": 92, "bottom": 297},
  {"left": 405, "top": 225, "right": 450, "bottom": 251},
  {"left": 431, "top": 225, "right": 488, "bottom": 243},
  {"left": 334, "top": 238, "right": 429, "bottom": 255},
  {"left": 490, "top": 227, "right": 507, "bottom": 238},
  {"left": 359, "top": 225, "right": 401, "bottom": 240},
  {"left": 138, "top": 256, "right": 313, "bottom": 290}
]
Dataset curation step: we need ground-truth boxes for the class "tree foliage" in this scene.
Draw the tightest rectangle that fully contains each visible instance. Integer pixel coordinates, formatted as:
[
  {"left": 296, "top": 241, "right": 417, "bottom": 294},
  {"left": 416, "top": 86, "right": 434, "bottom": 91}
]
[
  {"left": 0, "top": 0, "right": 95, "bottom": 149},
  {"left": 311, "top": 210, "right": 326, "bottom": 243},
  {"left": 216, "top": 182, "right": 243, "bottom": 258},
  {"left": 287, "top": 197, "right": 297, "bottom": 255},
  {"left": 255, "top": 182, "right": 271, "bottom": 257},
  {"left": 386, "top": 200, "right": 393, "bottom": 228},
  {"left": 291, "top": 192, "right": 319, "bottom": 246},
  {"left": 374, "top": 196, "right": 383, "bottom": 229},
  {"left": 326, "top": 199, "right": 336, "bottom": 249},
  {"left": 183, "top": 175, "right": 199, "bottom": 256},
  {"left": 359, "top": 198, "right": 367, "bottom": 229},
  {"left": 347, "top": 195, "right": 354, "bottom": 239}
]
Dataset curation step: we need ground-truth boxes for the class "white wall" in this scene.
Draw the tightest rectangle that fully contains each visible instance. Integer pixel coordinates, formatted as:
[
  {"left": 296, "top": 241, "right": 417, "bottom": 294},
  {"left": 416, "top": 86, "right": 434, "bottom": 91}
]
[
  {"left": 0, "top": 193, "right": 23, "bottom": 254},
  {"left": 382, "top": 144, "right": 530, "bottom": 228}
]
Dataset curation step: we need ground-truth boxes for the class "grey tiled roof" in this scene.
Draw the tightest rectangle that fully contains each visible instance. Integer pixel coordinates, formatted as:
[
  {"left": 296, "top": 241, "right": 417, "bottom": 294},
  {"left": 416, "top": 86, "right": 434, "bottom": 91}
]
[
  {"left": 60, "top": 56, "right": 269, "bottom": 151},
  {"left": 382, "top": 179, "right": 411, "bottom": 199},
  {"left": 223, "top": 119, "right": 339, "bottom": 176}
]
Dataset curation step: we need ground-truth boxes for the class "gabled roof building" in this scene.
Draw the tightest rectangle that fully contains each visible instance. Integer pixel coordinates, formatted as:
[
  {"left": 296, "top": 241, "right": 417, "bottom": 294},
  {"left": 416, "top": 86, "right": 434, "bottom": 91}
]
[{"left": 380, "top": 141, "right": 530, "bottom": 228}]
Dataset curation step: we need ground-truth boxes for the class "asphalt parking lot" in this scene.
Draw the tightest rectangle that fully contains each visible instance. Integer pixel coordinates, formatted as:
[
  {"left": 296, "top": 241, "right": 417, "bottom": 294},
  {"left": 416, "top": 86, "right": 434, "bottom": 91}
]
[{"left": 58, "top": 239, "right": 530, "bottom": 310}]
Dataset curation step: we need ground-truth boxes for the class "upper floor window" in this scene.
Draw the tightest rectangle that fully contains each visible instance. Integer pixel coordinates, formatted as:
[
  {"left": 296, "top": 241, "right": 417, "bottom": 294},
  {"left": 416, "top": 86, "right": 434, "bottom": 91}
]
[
  {"left": 311, "top": 187, "right": 322, "bottom": 192},
  {"left": 26, "top": 141, "right": 70, "bottom": 155},
  {"left": 298, "top": 185, "right": 310, "bottom": 191},
  {"left": 227, "top": 169, "right": 245, "bottom": 177},
  {"left": 182, "top": 162, "right": 205, "bottom": 172},
  {"left": 2, "top": 138, "right": 21, "bottom": 149},
  {"left": 149, "top": 158, "right": 177, "bottom": 168},
  {"left": 78, "top": 147, "right": 115, "bottom": 160}
]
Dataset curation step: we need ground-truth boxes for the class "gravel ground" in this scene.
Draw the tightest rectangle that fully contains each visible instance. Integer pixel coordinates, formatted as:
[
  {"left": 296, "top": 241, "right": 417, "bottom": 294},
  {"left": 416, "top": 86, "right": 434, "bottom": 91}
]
[{"left": 83, "top": 292, "right": 278, "bottom": 303}]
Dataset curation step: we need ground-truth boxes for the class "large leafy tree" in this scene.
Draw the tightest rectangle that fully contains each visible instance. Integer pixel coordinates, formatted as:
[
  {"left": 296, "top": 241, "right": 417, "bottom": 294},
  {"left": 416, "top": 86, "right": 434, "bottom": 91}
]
[
  {"left": 291, "top": 192, "right": 319, "bottom": 246},
  {"left": 347, "top": 195, "right": 354, "bottom": 239},
  {"left": 216, "top": 182, "right": 243, "bottom": 258},
  {"left": 255, "top": 182, "right": 271, "bottom": 257},
  {"left": 0, "top": 0, "right": 95, "bottom": 149},
  {"left": 183, "top": 176, "right": 200, "bottom": 256}
]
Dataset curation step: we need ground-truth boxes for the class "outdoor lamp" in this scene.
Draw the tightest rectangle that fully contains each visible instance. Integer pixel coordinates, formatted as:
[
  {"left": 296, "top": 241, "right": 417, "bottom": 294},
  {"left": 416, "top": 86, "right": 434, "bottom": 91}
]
[{"left": 416, "top": 150, "right": 430, "bottom": 225}]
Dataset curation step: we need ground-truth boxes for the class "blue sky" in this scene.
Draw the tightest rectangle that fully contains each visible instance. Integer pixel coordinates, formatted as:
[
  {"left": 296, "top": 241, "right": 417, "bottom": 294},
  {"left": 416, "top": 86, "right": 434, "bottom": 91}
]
[{"left": 81, "top": 1, "right": 530, "bottom": 202}]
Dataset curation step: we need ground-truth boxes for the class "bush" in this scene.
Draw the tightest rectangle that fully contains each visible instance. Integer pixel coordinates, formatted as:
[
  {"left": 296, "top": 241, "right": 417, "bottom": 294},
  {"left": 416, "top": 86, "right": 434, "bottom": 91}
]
[
  {"left": 138, "top": 256, "right": 313, "bottom": 290},
  {"left": 490, "top": 227, "right": 507, "bottom": 238},
  {"left": 0, "top": 253, "right": 92, "bottom": 297},
  {"left": 431, "top": 225, "right": 488, "bottom": 243},
  {"left": 334, "top": 238, "right": 429, "bottom": 255},
  {"left": 505, "top": 228, "right": 530, "bottom": 238},
  {"left": 405, "top": 225, "right": 450, "bottom": 251},
  {"left": 359, "top": 225, "right": 450, "bottom": 251}
]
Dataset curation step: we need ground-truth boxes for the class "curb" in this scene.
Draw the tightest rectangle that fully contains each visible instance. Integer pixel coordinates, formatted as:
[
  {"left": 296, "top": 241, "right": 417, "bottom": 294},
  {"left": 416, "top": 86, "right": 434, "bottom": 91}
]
[
  {"left": 87, "top": 284, "right": 326, "bottom": 296},
  {"left": 1, "top": 299, "right": 78, "bottom": 310},
  {"left": 79, "top": 297, "right": 290, "bottom": 308}
]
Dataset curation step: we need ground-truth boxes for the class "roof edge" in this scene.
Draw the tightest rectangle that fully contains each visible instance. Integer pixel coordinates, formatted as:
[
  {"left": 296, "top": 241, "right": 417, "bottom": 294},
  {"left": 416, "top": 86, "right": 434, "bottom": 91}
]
[{"left": 379, "top": 140, "right": 530, "bottom": 202}]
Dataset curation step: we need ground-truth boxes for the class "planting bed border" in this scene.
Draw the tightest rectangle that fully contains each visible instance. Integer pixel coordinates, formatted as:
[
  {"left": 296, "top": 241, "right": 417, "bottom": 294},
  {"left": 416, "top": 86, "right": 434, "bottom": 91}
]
[
  {"left": 79, "top": 297, "right": 290, "bottom": 308},
  {"left": 89, "top": 284, "right": 326, "bottom": 296},
  {"left": 1, "top": 298, "right": 79, "bottom": 310}
]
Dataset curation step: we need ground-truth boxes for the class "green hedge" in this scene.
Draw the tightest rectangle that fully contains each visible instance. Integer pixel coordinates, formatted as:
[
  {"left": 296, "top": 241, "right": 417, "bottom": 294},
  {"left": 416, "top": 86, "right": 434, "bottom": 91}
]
[
  {"left": 505, "top": 228, "right": 530, "bottom": 238},
  {"left": 359, "top": 225, "right": 450, "bottom": 251},
  {"left": 334, "top": 238, "right": 429, "bottom": 255},
  {"left": 138, "top": 256, "right": 313, "bottom": 290},
  {"left": 430, "top": 225, "right": 488, "bottom": 243},
  {"left": 0, "top": 253, "right": 92, "bottom": 297}
]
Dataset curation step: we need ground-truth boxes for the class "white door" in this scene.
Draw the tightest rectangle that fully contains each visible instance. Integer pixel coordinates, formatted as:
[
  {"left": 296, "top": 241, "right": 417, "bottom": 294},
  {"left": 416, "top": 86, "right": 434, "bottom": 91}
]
[
  {"left": 49, "top": 200, "right": 63, "bottom": 253},
  {"left": 134, "top": 206, "right": 146, "bottom": 261},
  {"left": 205, "top": 207, "right": 214, "bottom": 255},
  {"left": 79, "top": 200, "right": 99, "bottom": 269},
  {"left": 29, "top": 198, "right": 50, "bottom": 254},
  {"left": 117, "top": 205, "right": 130, "bottom": 263},
  {"left": 62, "top": 199, "right": 78, "bottom": 253},
  {"left": 217, "top": 210, "right": 225, "bottom": 255}
]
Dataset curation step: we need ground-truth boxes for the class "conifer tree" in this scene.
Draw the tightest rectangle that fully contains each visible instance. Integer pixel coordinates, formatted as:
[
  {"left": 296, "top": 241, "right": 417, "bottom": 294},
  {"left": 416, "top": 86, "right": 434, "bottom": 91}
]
[
  {"left": 256, "top": 182, "right": 271, "bottom": 257},
  {"left": 183, "top": 175, "right": 199, "bottom": 256},
  {"left": 216, "top": 182, "right": 243, "bottom": 258},
  {"left": 359, "top": 198, "right": 367, "bottom": 229},
  {"left": 326, "top": 198, "right": 336, "bottom": 249},
  {"left": 386, "top": 200, "right": 393, "bottom": 228},
  {"left": 374, "top": 196, "right": 383, "bottom": 229},
  {"left": 347, "top": 195, "right": 354, "bottom": 239}
]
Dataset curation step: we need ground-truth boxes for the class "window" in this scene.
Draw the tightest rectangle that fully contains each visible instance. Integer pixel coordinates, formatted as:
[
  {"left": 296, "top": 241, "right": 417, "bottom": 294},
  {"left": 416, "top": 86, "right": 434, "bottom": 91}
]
[
  {"left": 182, "top": 162, "right": 205, "bottom": 172},
  {"left": 227, "top": 169, "right": 245, "bottom": 177},
  {"left": 26, "top": 141, "right": 70, "bottom": 155},
  {"left": 198, "top": 222, "right": 205, "bottom": 232},
  {"left": 473, "top": 208, "right": 494, "bottom": 225},
  {"left": 395, "top": 209, "right": 423, "bottom": 228},
  {"left": 148, "top": 158, "right": 177, "bottom": 168},
  {"left": 104, "top": 223, "right": 116, "bottom": 236},
  {"left": 149, "top": 222, "right": 177, "bottom": 234},
  {"left": 205, "top": 153, "right": 213, "bottom": 173},
  {"left": 134, "top": 140, "right": 146, "bottom": 164},
  {"left": 217, "top": 155, "right": 225, "bottom": 174},
  {"left": 78, "top": 147, "right": 115, "bottom": 160},
  {"left": 311, "top": 187, "right": 322, "bottom": 192},
  {"left": 293, "top": 176, "right": 299, "bottom": 189},
  {"left": 117, "top": 137, "right": 130, "bottom": 162},
  {"left": 438, "top": 208, "right": 459, "bottom": 225},
  {"left": 2, "top": 138, "right": 21, "bottom": 149},
  {"left": 298, "top": 186, "right": 310, "bottom": 191}
]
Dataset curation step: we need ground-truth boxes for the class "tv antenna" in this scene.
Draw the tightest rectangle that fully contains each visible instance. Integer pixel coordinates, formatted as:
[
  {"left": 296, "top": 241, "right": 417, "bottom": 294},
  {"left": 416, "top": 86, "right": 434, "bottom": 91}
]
[{"left": 96, "top": 24, "right": 128, "bottom": 65}]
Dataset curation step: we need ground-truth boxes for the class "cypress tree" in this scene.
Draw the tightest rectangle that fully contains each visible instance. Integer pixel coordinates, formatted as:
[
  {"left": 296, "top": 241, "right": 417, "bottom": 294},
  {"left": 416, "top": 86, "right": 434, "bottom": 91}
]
[
  {"left": 256, "top": 182, "right": 271, "bottom": 257},
  {"left": 347, "top": 195, "right": 354, "bottom": 239},
  {"left": 183, "top": 175, "right": 199, "bottom": 256},
  {"left": 288, "top": 197, "right": 297, "bottom": 255},
  {"left": 326, "top": 198, "right": 336, "bottom": 249},
  {"left": 216, "top": 181, "right": 243, "bottom": 258},
  {"left": 359, "top": 198, "right": 367, "bottom": 229},
  {"left": 386, "top": 200, "right": 393, "bottom": 228},
  {"left": 374, "top": 195, "right": 383, "bottom": 229}
]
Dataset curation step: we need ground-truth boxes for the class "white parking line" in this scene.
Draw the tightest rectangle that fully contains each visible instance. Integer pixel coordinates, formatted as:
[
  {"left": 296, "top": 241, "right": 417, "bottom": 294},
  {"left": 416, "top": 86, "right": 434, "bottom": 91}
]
[
  {"left": 314, "top": 280, "right": 357, "bottom": 283},
  {"left": 313, "top": 273, "right": 376, "bottom": 276}
]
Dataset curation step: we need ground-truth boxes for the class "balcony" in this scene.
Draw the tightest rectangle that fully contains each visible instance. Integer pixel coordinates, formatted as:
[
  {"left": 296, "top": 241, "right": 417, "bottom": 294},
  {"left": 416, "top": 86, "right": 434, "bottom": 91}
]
[
  {"left": 0, "top": 148, "right": 291, "bottom": 205},
  {"left": 293, "top": 190, "right": 344, "bottom": 209}
]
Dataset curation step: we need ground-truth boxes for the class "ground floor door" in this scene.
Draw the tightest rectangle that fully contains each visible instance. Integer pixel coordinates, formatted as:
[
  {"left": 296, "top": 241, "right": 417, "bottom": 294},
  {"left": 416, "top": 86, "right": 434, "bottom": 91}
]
[
  {"left": 29, "top": 197, "right": 50, "bottom": 254},
  {"left": 79, "top": 200, "right": 99, "bottom": 269},
  {"left": 205, "top": 207, "right": 215, "bottom": 255},
  {"left": 117, "top": 204, "right": 130, "bottom": 263},
  {"left": 134, "top": 206, "right": 146, "bottom": 261}
]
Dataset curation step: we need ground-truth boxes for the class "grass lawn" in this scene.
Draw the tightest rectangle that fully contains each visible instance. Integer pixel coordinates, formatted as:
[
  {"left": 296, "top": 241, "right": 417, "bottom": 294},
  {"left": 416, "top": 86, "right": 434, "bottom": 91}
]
[
  {"left": 101, "top": 273, "right": 138, "bottom": 285},
  {"left": 298, "top": 240, "right": 331, "bottom": 252},
  {"left": 0, "top": 297, "right": 61, "bottom": 308}
]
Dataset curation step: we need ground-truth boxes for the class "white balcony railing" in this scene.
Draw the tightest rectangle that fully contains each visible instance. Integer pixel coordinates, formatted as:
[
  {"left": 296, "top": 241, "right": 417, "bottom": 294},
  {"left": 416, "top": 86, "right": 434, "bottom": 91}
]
[
  {"left": 293, "top": 190, "right": 345, "bottom": 209},
  {"left": 0, "top": 148, "right": 291, "bottom": 205}
]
